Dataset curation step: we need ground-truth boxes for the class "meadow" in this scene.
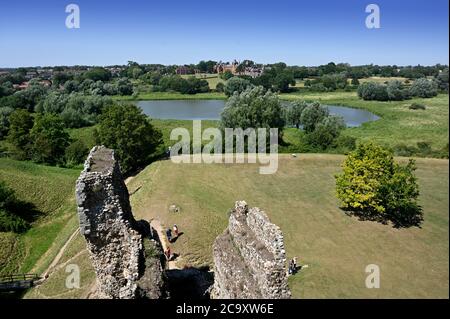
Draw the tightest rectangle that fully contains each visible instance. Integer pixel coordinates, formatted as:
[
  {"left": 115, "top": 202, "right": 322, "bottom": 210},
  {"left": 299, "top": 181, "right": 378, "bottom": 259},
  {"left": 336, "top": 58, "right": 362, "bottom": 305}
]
[{"left": 23, "top": 154, "right": 449, "bottom": 298}]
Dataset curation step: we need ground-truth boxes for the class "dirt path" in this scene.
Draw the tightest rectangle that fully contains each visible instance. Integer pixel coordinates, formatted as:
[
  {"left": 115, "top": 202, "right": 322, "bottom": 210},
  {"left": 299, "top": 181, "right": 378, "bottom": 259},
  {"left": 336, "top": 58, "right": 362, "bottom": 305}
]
[
  {"left": 39, "top": 228, "right": 79, "bottom": 279},
  {"left": 150, "top": 219, "right": 180, "bottom": 270}
]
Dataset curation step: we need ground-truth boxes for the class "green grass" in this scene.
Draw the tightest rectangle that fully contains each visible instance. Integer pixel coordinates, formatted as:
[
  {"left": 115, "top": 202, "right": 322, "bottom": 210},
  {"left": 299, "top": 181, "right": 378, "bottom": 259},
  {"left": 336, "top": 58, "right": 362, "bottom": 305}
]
[
  {"left": 180, "top": 73, "right": 225, "bottom": 90},
  {"left": 0, "top": 158, "right": 81, "bottom": 276},
  {"left": 281, "top": 92, "right": 449, "bottom": 153},
  {"left": 126, "top": 155, "right": 448, "bottom": 298},
  {"left": 24, "top": 154, "right": 449, "bottom": 298}
]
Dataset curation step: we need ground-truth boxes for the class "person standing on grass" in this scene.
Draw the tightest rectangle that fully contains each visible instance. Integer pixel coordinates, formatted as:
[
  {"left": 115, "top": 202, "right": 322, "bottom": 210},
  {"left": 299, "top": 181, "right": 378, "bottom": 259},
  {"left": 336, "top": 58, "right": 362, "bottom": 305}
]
[
  {"left": 165, "top": 247, "right": 171, "bottom": 260},
  {"left": 173, "top": 224, "right": 179, "bottom": 237},
  {"left": 166, "top": 228, "right": 172, "bottom": 242}
]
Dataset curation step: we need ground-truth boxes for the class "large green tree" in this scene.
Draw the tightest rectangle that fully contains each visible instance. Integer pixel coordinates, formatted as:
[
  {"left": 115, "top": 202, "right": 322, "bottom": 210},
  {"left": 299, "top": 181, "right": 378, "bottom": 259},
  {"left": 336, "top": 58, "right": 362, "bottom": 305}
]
[
  {"left": 220, "top": 86, "right": 285, "bottom": 131},
  {"left": 335, "top": 142, "right": 422, "bottom": 227},
  {"left": 97, "top": 103, "right": 163, "bottom": 175},
  {"left": 28, "top": 113, "right": 70, "bottom": 164}
]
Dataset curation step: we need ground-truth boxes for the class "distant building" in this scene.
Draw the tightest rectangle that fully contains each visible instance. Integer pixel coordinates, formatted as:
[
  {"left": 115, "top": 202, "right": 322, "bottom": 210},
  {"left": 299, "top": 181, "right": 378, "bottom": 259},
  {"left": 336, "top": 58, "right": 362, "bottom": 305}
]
[
  {"left": 175, "top": 66, "right": 191, "bottom": 75},
  {"left": 214, "top": 60, "right": 263, "bottom": 78},
  {"left": 214, "top": 60, "right": 239, "bottom": 74}
]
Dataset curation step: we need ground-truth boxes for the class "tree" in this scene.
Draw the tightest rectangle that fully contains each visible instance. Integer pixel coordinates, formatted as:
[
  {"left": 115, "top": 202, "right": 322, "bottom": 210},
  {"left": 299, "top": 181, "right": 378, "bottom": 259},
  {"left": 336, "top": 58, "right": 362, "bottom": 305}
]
[
  {"left": 83, "top": 67, "right": 112, "bottom": 82},
  {"left": 116, "top": 78, "right": 133, "bottom": 96},
  {"left": 335, "top": 142, "right": 422, "bottom": 227},
  {"left": 357, "top": 82, "right": 389, "bottom": 101},
  {"left": 220, "top": 86, "right": 285, "bottom": 131},
  {"left": 0, "top": 107, "right": 14, "bottom": 139},
  {"left": 215, "top": 82, "right": 225, "bottom": 93},
  {"left": 305, "top": 115, "right": 345, "bottom": 149},
  {"left": 224, "top": 77, "right": 252, "bottom": 97},
  {"left": 436, "top": 68, "right": 449, "bottom": 92},
  {"left": 65, "top": 139, "right": 89, "bottom": 166},
  {"left": 7, "top": 109, "right": 34, "bottom": 157},
  {"left": 28, "top": 113, "right": 70, "bottom": 164},
  {"left": 97, "top": 103, "right": 163, "bottom": 175},
  {"left": 386, "top": 80, "right": 407, "bottom": 101},
  {"left": 300, "top": 102, "right": 329, "bottom": 133},
  {"left": 351, "top": 77, "right": 360, "bottom": 86},
  {"left": 409, "top": 78, "right": 438, "bottom": 98},
  {"left": 286, "top": 101, "right": 307, "bottom": 128},
  {"left": 273, "top": 70, "right": 295, "bottom": 93}
]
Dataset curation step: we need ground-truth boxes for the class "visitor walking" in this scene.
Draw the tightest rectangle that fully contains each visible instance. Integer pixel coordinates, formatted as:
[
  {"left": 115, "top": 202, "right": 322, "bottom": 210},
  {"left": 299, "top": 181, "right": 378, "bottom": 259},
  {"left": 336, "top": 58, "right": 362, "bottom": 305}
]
[
  {"left": 173, "top": 224, "right": 179, "bottom": 237},
  {"left": 166, "top": 228, "right": 172, "bottom": 242},
  {"left": 165, "top": 247, "right": 171, "bottom": 261}
]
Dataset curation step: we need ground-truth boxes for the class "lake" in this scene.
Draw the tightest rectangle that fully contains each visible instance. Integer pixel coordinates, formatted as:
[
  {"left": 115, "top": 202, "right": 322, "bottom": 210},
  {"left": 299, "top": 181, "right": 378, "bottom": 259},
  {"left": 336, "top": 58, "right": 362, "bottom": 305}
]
[{"left": 136, "top": 100, "right": 380, "bottom": 127}]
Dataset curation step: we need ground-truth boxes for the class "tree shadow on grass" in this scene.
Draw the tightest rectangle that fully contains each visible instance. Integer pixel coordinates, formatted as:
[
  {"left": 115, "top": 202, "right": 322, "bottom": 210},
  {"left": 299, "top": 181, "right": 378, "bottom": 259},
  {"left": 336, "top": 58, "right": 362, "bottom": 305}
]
[{"left": 341, "top": 206, "right": 423, "bottom": 229}]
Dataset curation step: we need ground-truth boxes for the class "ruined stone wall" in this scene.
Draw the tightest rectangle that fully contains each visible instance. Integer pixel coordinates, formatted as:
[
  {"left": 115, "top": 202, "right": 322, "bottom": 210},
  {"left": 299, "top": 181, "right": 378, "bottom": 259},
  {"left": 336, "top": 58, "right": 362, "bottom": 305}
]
[
  {"left": 212, "top": 201, "right": 291, "bottom": 299},
  {"left": 75, "top": 146, "right": 164, "bottom": 299}
]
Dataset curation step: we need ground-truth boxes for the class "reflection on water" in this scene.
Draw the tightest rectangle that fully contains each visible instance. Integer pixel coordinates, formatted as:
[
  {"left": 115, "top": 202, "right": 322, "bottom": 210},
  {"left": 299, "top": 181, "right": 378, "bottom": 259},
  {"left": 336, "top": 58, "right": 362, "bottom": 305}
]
[{"left": 136, "top": 100, "right": 380, "bottom": 127}]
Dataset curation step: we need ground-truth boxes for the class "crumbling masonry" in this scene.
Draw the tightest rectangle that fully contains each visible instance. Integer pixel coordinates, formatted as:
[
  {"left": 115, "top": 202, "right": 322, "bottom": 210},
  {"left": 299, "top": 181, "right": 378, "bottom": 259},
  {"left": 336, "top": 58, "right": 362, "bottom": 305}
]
[
  {"left": 75, "top": 146, "right": 164, "bottom": 299},
  {"left": 212, "top": 201, "right": 291, "bottom": 299}
]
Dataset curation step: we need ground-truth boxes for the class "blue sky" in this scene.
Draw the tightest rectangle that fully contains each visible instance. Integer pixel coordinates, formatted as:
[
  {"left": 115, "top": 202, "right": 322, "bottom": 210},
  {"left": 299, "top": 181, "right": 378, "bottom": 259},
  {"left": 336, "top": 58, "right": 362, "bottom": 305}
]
[{"left": 0, "top": 0, "right": 448, "bottom": 67}]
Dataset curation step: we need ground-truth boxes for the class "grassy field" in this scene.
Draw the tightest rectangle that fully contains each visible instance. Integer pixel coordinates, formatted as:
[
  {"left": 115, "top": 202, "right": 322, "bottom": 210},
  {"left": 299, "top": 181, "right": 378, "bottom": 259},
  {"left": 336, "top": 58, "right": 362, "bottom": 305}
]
[
  {"left": 19, "top": 154, "right": 449, "bottom": 298},
  {"left": 0, "top": 159, "right": 81, "bottom": 277},
  {"left": 127, "top": 155, "right": 449, "bottom": 298},
  {"left": 281, "top": 92, "right": 449, "bottom": 153},
  {"left": 181, "top": 73, "right": 225, "bottom": 90}
]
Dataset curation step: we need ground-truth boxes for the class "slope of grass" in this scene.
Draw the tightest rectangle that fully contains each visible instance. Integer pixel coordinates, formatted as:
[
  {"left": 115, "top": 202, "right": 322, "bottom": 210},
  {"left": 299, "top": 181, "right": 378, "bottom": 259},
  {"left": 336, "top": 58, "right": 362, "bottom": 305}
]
[
  {"left": 0, "top": 158, "right": 81, "bottom": 276},
  {"left": 126, "top": 155, "right": 448, "bottom": 298}
]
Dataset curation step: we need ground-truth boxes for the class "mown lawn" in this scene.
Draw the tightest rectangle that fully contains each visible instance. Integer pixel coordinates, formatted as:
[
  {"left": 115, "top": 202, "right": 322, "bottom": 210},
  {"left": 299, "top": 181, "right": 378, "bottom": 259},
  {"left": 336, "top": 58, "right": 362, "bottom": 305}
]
[
  {"left": 0, "top": 158, "right": 81, "bottom": 276},
  {"left": 23, "top": 154, "right": 449, "bottom": 298},
  {"left": 126, "top": 155, "right": 449, "bottom": 298}
]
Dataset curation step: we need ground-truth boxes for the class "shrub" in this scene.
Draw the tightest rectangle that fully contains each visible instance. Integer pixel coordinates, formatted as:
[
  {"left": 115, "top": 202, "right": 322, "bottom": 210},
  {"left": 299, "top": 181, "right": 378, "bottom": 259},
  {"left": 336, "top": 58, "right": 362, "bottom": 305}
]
[
  {"left": 65, "top": 139, "right": 89, "bottom": 166},
  {"left": 0, "top": 107, "right": 14, "bottom": 139},
  {"left": 409, "top": 78, "right": 438, "bottom": 98},
  {"left": 215, "top": 82, "right": 225, "bottom": 93},
  {"left": 357, "top": 82, "right": 389, "bottom": 101},
  {"left": 409, "top": 103, "right": 426, "bottom": 110},
  {"left": 387, "top": 80, "right": 408, "bottom": 101},
  {"left": 335, "top": 142, "right": 422, "bottom": 227}
]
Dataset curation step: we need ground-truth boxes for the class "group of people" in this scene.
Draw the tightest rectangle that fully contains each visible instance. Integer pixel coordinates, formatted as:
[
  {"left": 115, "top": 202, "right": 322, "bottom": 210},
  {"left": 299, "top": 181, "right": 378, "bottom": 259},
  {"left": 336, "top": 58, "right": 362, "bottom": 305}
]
[
  {"left": 164, "top": 224, "right": 179, "bottom": 261},
  {"left": 288, "top": 257, "right": 299, "bottom": 275}
]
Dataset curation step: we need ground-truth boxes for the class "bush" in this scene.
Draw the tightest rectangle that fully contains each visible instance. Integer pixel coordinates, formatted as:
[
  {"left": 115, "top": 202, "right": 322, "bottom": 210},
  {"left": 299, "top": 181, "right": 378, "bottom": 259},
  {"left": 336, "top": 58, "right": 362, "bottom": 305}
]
[
  {"left": 387, "top": 80, "right": 408, "bottom": 101},
  {"left": 65, "top": 139, "right": 89, "bottom": 166},
  {"left": 97, "top": 103, "right": 163, "bottom": 175},
  {"left": 215, "top": 82, "right": 225, "bottom": 93},
  {"left": 409, "top": 78, "right": 438, "bottom": 98},
  {"left": 357, "top": 82, "right": 389, "bottom": 101},
  {"left": 335, "top": 142, "right": 422, "bottom": 227},
  {"left": 0, "top": 107, "right": 14, "bottom": 139},
  {"left": 409, "top": 103, "right": 426, "bottom": 110}
]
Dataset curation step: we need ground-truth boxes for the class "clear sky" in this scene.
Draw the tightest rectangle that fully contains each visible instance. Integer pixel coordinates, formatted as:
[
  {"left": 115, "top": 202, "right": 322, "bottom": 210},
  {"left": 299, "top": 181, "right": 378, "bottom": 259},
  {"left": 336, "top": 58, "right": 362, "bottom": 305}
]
[{"left": 0, "top": 0, "right": 448, "bottom": 67}]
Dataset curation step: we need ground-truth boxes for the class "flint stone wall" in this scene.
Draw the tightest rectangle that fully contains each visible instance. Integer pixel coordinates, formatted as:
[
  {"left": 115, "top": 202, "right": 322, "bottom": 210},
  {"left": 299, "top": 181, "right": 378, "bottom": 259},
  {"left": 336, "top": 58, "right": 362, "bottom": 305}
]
[
  {"left": 212, "top": 201, "right": 291, "bottom": 299},
  {"left": 75, "top": 146, "right": 163, "bottom": 299}
]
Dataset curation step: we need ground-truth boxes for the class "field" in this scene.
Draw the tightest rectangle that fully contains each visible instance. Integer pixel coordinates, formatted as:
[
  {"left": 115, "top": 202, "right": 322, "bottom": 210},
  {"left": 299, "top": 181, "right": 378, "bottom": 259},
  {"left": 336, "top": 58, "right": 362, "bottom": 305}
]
[
  {"left": 0, "top": 159, "right": 80, "bottom": 277},
  {"left": 281, "top": 92, "right": 449, "bottom": 153},
  {"left": 181, "top": 73, "right": 225, "bottom": 90},
  {"left": 24, "top": 154, "right": 449, "bottom": 298}
]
